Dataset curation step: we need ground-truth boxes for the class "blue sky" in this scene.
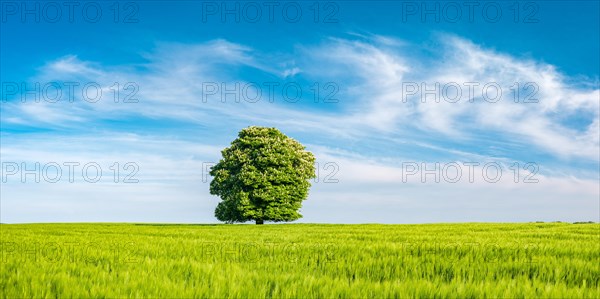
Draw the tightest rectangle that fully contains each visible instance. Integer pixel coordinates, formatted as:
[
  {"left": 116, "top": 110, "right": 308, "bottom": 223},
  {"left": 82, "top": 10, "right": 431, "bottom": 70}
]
[{"left": 1, "top": 1, "right": 599, "bottom": 223}]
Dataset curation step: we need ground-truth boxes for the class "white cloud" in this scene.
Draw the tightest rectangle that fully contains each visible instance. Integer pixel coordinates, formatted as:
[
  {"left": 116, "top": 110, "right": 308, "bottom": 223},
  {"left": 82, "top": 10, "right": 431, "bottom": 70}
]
[
  {"left": 1, "top": 34, "right": 598, "bottom": 223},
  {"left": 6, "top": 35, "right": 597, "bottom": 161},
  {"left": 1, "top": 135, "right": 597, "bottom": 223},
  {"left": 300, "top": 34, "right": 599, "bottom": 160}
]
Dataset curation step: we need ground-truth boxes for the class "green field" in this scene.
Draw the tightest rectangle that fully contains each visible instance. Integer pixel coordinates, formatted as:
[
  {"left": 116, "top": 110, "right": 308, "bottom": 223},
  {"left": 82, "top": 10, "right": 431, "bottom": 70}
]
[{"left": 1, "top": 223, "right": 598, "bottom": 298}]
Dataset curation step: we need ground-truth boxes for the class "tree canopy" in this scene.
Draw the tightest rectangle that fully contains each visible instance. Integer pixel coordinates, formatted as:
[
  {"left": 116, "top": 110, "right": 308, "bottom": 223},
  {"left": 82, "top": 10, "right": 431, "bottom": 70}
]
[{"left": 209, "top": 126, "right": 316, "bottom": 224}]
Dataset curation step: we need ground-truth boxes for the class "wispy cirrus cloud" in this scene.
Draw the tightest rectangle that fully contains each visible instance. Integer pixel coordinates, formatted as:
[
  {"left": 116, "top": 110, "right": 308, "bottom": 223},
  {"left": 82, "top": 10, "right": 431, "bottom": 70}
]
[
  {"left": 5, "top": 34, "right": 598, "bottom": 162},
  {"left": 299, "top": 34, "right": 599, "bottom": 161},
  {"left": 2, "top": 34, "right": 598, "bottom": 223}
]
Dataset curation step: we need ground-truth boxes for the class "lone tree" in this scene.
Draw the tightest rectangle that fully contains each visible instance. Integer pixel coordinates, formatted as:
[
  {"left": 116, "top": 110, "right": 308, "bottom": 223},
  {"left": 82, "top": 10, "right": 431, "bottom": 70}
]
[{"left": 209, "top": 126, "right": 316, "bottom": 224}]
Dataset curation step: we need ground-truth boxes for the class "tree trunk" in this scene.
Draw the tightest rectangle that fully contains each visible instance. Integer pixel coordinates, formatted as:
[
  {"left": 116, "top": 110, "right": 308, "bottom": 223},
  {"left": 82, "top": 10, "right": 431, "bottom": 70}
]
[{"left": 255, "top": 219, "right": 264, "bottom": 225}]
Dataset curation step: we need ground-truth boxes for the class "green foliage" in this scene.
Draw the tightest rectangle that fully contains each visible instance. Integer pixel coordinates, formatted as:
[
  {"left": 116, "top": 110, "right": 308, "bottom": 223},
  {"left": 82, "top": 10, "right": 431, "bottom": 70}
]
[
  {"left": 2, "top": 223, "right": 599, "bottom": 298},
  {"left": 209, "top": 126, "right": 316, "bottom": 224}
]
